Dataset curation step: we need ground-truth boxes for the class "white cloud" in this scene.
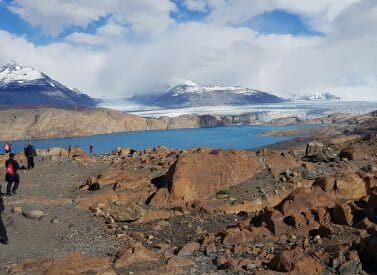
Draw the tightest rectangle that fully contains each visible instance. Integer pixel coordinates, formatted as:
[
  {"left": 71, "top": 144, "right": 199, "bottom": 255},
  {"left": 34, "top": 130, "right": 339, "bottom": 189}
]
[
  {"left": 1, "top": 0, "right": 377, "bottom": 100},
  {"left": 8, "top": 0, "right": 176, "bottom": 36},
  {"left": 183, "top": 0, "right": 208, "bottom": 12}
]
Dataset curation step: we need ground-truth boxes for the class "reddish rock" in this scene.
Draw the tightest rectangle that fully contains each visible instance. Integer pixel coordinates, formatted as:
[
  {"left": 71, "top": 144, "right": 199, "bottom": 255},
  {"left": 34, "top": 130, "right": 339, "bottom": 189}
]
[
  {"left": 293, "top": 254, "right": 324, "bottom": 274},
  {"left": 258, "top": 149, "right": 301, "bottom": 178},
  {"left": 278, "top": 187, "right": 336, "bottom": 216},
  {"left": 115, "top": 242, "right": 160, "bottom": 269},
  {"left": 333, "top": 203, "right": 354, "bottom": 225},
  {"left": 269, "top": 250, "right": 294, "bottom": 272},
  {"left": 335, "top": 173, "right": 367, "bottom": 200},
  {"left": 11, "top": 252, "right": 114, "bottom": 274},
  {"left": 284, "top": 213, "right": 308, "bottom": 228},
  {"left": 313, "top": 176, "right": 335, "bottom": 192},
  {"left": 222, "top": 227, "right": 254, "bottom": 245},
  {"left": 177, "top": 242, "right": 201, "bottom": 256},
  {"left": 313, "top": 207, "right": 332, "bottom": 225},
  {"left": 76, "top": 190, "right": 118, "bottom": 209},
  {"left": 148, "top": 188, "right": 173, "bottom": 208},
  {"left": 216, "top": 199, "right": 263, "bottom": 214},
  {"left": 167, "top": 149, "right": 263, "bottom": 203},
  {"left": 88, "top": 170, "right": 151, "bottom": 191}
]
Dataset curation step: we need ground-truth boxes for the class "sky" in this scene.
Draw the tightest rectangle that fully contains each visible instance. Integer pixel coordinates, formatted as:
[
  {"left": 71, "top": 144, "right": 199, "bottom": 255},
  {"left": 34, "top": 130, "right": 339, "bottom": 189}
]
[{"left": 0, "top": 0, "right": 376, "bottom": 99}]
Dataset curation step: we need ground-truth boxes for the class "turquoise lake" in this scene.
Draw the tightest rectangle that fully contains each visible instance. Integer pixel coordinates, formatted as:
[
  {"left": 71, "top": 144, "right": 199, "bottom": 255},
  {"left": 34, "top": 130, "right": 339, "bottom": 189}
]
[{"left": 6, "top": 125, "right": 315, "bottom": 154}]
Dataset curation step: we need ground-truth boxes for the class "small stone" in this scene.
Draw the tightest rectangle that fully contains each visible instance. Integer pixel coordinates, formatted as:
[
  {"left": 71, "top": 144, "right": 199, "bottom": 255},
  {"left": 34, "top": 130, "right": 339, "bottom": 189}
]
[
  {"left": 121, "top": 225, "right": 129, "bottom": 230},
  {"left": 314, "top": 235, "right": 322, "bottom": 243},
  {"left": 12, "top": 207, "right": 22, "bottom": 214},
  {"left": 229, "top": 197, "right": 237, "bottom": 203},
  {"left": 50, "top": 217, "right": 59, "bottom": 224},
  {"left": 246, "top": 263, "right": 257, "bottom": 271}
]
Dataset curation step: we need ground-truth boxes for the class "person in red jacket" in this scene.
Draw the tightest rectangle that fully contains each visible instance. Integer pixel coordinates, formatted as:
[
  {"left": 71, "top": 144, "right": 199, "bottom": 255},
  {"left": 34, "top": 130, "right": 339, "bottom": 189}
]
[{"left": 5, "top": 153, "right": 20, "bottom": 196}]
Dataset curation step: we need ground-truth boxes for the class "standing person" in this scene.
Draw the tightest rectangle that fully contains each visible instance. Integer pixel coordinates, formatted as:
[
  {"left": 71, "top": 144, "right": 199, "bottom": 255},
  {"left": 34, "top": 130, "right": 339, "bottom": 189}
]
[
  {"left": 24, "top": 142, "right": 37, "bottom": 170},
  {"left": 3, "top": 142, "right": 11, "bottom": 154},
  {"left": 5, "top": 153, "right": 20, "bottom": 196},
  {"left": 89, "top": 144, "right": 94, "bottom": 155},
  {"left": 0, "top": 195, "right": 8, "bottom": 244}
]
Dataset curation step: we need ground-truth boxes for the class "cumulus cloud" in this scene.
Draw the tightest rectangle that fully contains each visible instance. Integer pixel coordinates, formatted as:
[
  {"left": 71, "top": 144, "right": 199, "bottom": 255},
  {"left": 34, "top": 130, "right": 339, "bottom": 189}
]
[
  {"left": 0, "top": 0, "right": 376, "bottom": 100},
  {"left": 183, "top": 0, "right": 208, "bottom": 12},
  {"left": 8, "top": 0, "right": 176, "bottom": 36}
]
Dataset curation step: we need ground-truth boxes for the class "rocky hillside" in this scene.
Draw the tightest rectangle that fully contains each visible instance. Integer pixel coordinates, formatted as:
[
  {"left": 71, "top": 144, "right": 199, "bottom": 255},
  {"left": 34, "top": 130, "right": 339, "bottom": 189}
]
[
  {"left": 0, "top": 107, "right": 363, "bottom": 141},
  {"left": 1, "top": 125, "right": 377, "bottom": 273},
  {"left": 130, "top": 82, "right": 284, "bottom": 108},
  {"left": 0, "top": 63, "right": 99, "bottom": 107}
]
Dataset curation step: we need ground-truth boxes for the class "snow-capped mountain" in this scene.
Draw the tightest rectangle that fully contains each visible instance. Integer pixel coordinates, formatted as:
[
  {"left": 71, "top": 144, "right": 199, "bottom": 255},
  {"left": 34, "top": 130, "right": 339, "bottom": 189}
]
[
  {"left": 0, "top": 62, "right": 100, "bottom": 107},
  {"left": 130, "top": 82, "right": 285, "bottom": 108},
  {"left": 286, "top": 92, "right": 340, "bottom": 101}
]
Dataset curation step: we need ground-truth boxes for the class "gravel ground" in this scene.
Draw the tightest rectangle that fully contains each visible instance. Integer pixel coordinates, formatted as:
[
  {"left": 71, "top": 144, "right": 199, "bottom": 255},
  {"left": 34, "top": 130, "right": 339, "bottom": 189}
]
[{"left": 0, "top": 155, "right": 120, "bottom": 271}]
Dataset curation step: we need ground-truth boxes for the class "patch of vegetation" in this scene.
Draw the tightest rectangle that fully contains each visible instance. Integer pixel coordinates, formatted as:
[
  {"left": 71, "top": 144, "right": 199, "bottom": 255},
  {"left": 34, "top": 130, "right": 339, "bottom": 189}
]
[{"left": 216, "top": 189, "right": 230, "bottom": 199}]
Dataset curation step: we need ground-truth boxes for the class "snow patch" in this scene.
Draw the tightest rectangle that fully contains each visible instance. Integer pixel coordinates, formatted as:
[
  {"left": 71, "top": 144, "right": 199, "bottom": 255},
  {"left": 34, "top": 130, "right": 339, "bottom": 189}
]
[{"left": 0, "top": 63, "right": 43, "bottom": 83}]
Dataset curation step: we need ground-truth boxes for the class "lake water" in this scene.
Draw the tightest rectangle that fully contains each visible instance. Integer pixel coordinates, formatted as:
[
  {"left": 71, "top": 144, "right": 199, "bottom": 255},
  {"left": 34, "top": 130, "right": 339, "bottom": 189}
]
[{"left": 5, "top": 124, "right": 315, "bottom": 154}]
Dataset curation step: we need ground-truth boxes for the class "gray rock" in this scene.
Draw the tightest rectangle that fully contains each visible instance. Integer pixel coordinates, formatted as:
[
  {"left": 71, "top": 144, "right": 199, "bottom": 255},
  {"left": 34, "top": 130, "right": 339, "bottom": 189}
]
[
  {"left": 23, "top": 210, "right": 45, "bottom": 219},
  {"left": 306, "top": 141, "right": 324, "bottom": 156},
  {"left": 110, "top": 202, "right": 141, "bottom": 222}
]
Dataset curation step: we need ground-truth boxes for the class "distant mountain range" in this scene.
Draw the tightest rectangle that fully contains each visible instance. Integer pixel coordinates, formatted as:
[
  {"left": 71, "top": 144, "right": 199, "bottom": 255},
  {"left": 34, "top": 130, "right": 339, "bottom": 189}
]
[
  {"left": 130, "top": 81, "right": 285, "bottom": 108},
  {"left": 129, "top": 81, "right": 342, "bottom": 108},
  {"left": 285, "top": 92, "right": 341, "bottom": 101},
  {"left": 0, "top": 63, "right": 99, "bottom": 107}
]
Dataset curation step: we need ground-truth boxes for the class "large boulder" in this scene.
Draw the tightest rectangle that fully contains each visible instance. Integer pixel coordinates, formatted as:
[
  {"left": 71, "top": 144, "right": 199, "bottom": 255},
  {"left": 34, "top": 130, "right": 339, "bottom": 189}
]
[
  {"left": 165, "top": 149, "right": 263, "bottom": 203},
  {"left": 278, "top": 187, "right": 336, "bottom": 216},
  {"left": 257, "top": 148, "right": 301, "bottom": 178},
  {"left": 335, "top": 173, "right": 367, "bottom": 200},
  {"left": 305, "top": 141, "right": 324, "bottom": 156}
]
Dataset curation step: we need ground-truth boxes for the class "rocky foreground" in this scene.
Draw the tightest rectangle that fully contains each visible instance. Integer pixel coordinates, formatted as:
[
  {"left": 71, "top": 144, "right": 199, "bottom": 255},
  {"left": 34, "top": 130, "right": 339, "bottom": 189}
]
[{"left": 0, "top": 117, "right": 377, "bottom": 274}]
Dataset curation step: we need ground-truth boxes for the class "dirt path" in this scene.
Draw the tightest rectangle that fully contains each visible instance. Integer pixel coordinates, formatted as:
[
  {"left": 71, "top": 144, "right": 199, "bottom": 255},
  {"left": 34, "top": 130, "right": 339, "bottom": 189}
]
[{"left": 0, "top": 156, "right": 120, "bottom": 270}]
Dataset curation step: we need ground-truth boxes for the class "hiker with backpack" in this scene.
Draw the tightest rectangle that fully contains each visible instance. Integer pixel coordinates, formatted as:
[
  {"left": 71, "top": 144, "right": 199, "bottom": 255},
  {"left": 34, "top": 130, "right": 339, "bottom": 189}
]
[
  {"left": 0, "top": 195, "right": 8, "bottom": 244},
  {"left": 24, "top": 142, "right": 37, "bottom": 170},
  {"left": 5, "top": 153, "right": 20, "bottom": 196}
]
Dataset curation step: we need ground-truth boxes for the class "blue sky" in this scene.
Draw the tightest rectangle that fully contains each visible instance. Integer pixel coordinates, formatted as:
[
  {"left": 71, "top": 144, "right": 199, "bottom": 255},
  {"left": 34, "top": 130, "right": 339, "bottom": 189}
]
[
  {"left": 0, "top": 0, "right": 376, "bottom": 99},
  {"left": 0, "top": 1, "right": 320, "bottom": 45}
]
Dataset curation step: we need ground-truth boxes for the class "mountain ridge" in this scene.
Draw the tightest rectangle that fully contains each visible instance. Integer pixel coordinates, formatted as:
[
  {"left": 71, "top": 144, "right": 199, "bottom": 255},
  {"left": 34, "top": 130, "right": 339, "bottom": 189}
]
[
  {"left": 130, "top": 82, "right": 285, "bottom": 108},
  {"left": 286, "top": 91, "right": 341, "bottom": 101},
  {"left": 0, "top": 62, "right": 100, "bottom": 107}
]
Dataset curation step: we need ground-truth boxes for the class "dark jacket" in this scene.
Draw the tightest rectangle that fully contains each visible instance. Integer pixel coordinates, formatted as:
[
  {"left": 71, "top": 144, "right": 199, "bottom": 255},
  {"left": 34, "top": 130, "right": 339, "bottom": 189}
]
[
  {"left": 24, "top": 144, "right": 37, "bottom": 157},
  {"left": 0, "top": 196, "right": 4, "bottom": 212}
]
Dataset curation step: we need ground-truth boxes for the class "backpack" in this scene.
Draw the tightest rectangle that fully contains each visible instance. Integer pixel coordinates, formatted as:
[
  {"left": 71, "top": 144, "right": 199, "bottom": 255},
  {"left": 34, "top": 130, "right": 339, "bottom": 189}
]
[
  {"left": 25, "top": 145, "right": 34, "bottom": 156},
  {"left": 6, "top": 162, "right": 14, "bottom": 175}
]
